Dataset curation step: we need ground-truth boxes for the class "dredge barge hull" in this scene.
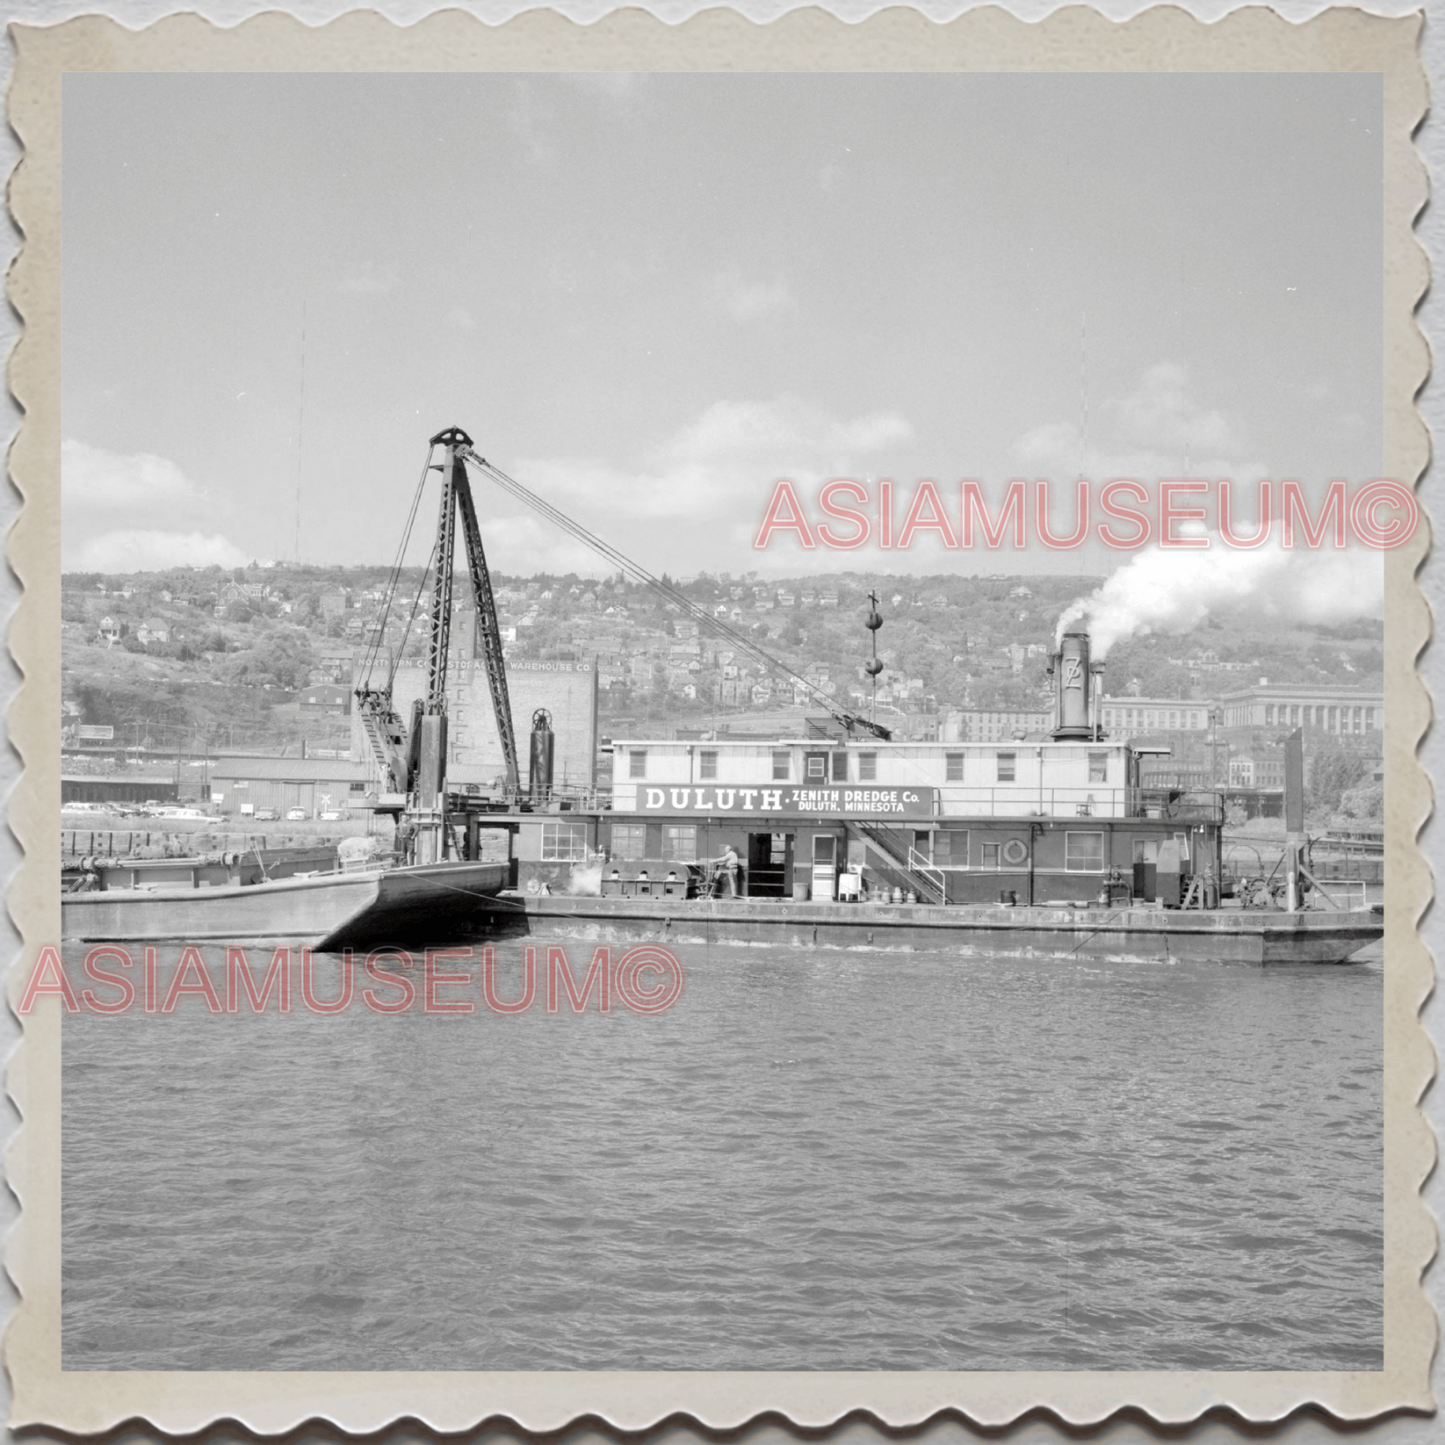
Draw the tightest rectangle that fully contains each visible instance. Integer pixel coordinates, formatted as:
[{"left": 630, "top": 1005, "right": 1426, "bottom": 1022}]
[
  {"left": 501, "top": 896, "right": 1382, "bottom": 965},
  {"left": 62, "top": 861, "right": 510, "bottom": 951}
]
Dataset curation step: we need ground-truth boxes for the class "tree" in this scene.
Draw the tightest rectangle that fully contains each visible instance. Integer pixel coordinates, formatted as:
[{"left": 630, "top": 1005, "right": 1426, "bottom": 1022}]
[
  {"left": 1337, "top": 780, "right": 1384, "bottom": 822},
  {"left": 1307, "top": 743, "right": 1371, "bottom": 816}
]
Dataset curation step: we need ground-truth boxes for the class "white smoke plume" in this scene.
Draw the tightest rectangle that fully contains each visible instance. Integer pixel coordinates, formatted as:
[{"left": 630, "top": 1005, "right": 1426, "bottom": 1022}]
[
  {"left": 1056, "top": 532, "right": 1384, "bottom": 659},
  {"left": 566, "top": 863, "right": 603, "bottom": 897}
]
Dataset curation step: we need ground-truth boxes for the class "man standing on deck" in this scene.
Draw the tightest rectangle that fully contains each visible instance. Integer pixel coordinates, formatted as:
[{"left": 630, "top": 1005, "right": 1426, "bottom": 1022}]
[{"left": 713, "top": 843, "right": 742, "bottom": 898}]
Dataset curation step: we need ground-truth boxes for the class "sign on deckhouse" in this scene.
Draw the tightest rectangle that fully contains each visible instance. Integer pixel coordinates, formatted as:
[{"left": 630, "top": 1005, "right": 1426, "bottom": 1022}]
[{"left": 638, "top": 786, "right": 936, "bottom": 818}]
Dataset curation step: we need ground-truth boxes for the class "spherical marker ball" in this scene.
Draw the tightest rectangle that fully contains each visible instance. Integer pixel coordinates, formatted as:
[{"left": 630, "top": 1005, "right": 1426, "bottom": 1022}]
[
  {"left": 865, "top": 611, "right": 883, "bottom": 631},
  {"left": 865, "top": 657, "right": 884, "bottom": 677}
]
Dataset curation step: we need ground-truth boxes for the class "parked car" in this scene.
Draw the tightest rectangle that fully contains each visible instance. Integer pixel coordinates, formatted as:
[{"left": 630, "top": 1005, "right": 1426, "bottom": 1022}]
[
  {"left": 285, "top": 807, "right": 307, "bottom": 821},
  {"left": 253, "top": 808, "right": 280, "bottom": 821},
  {"left": 319, "top": 810, "right": 344, "bottom": 822}
]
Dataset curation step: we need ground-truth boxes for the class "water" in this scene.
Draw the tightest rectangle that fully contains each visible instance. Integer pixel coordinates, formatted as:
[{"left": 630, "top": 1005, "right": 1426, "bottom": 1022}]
[{"left": 61, "top": 939, "right": 1382, "bottom": 1371}]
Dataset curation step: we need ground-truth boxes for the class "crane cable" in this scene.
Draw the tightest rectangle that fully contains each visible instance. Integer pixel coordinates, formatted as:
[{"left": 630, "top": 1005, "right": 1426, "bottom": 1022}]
[
  {"left": 460, "top": 449, "right": 887, "bottom": 738},
  {"left": 387, "top": 533, "right": 441, "bottom": 692},
  {"left": 359, "top": 444, "right": 438, "bottom": 690}
]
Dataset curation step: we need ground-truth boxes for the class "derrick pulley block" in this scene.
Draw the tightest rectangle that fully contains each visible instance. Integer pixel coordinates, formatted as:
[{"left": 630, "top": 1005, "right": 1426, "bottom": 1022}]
[{"left": 429, "top": 425, "right": 474, "bottom": 448}]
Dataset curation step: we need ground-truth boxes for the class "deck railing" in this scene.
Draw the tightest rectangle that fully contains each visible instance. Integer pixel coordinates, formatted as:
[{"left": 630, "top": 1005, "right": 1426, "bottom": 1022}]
[{"left": 1128, "top": 789, "right": 1225, "bottom": 823}]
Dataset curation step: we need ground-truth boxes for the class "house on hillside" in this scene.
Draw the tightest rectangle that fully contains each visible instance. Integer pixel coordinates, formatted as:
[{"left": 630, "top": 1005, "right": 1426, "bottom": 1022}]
[
  {"left": 96, "top": 616, "right": 121, "bottom": 646},
  {"left": 315, "top": 643, "right": 355, "bottom": 685},
  {"left": 136, "top": 617, "right": 170, "bottom": 645}
]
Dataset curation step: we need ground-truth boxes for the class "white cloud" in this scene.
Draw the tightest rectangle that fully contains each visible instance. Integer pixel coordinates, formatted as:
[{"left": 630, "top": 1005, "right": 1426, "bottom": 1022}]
[
  {"left": 474, "top": 514, "right": 618, "bottom": 578},
  {"left": 664, "top": 396, "right": 911, "bottom": 469},
  {"left": 1110, "top": 362, "right": 1235, "bottom": 455},
  {"left": 707, "top": 267, "right": 796, "bottom": 323},
  {"left": 1011, "top": 362, "right": 1260, "bottom": 485},
  {"left": 71, "top": 529, "right": 251, "bottom": 573},
  {"left": 502, "top": 396, "right": 915, "bottom": 575},
  {"left": 61, "top": 439, "right": 202, "bottom": 508}
]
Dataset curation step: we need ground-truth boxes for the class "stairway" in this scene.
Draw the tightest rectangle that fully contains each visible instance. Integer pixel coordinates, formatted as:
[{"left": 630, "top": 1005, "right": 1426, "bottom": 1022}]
[{"left": 849, "top": 821, "right": 946, "bottom": 904}]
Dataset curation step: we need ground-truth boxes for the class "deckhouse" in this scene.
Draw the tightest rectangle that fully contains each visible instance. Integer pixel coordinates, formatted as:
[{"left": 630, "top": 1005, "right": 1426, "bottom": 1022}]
[
  {"left": 591, "top": 731, "right": 1221, "bottom": 906},
  {"left": 504, "top": 627, "right": 1223, "bottom": 908}
]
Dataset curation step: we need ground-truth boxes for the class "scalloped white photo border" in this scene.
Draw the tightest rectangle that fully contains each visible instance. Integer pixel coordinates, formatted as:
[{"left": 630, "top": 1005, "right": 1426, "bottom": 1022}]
[{"left": 2, "top": 5, "right": 1433, "bottom": 1434}]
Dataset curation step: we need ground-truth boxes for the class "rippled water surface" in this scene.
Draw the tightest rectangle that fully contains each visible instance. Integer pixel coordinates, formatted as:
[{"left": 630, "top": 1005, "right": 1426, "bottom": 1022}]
[{"left": 62, "top": 939, "right": 1382, "bottom": 1370}]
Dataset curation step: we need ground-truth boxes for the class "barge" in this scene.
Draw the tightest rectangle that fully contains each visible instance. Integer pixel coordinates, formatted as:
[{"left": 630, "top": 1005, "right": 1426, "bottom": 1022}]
[
  {"left": 493, "top": 894, "right": 1381, "bottom": 965},
  {"left": 455, "top": 627, "right": 1381, "bottom": 965},
  {"left": 61, "top": 854, "right": 510, "bottom": 950}
]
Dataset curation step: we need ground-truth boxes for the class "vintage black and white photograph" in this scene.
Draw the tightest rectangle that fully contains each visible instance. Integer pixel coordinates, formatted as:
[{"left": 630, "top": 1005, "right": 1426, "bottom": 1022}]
[{"left": 19, "top": 21, "right": 1425, "bottom": 1417}]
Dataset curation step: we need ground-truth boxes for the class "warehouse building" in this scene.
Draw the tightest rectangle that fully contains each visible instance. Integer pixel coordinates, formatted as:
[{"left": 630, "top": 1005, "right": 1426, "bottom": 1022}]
[{"left": 209, "top": 755, "right": 366, "bottom": 818}]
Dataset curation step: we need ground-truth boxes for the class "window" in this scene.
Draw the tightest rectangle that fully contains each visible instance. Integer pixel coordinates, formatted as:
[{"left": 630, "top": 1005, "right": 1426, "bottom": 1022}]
[
  {"left": 1088, "top": 751, "right": 1108, "bottom": 784},
  {"left": 699, "top": 749, "right": 718, "bottom": 781},
  {"left": 1174, "top": 831, "right": 1191, "bottom": 862},
  {"left": 805, "top": 753, "right": 827, "bottom": 781},
  {"left": 857, "top": 751, "right": 877, "bottom": 781},
  {"left": 662, "top": 825, "right": 697, "bottom": 861},
  {"left": 946, "top": 752, "right": 965, "bottom": 782},
  {"left": 772, "top": 750, "right": 791, "bottom": 781},
  {"left": 1133, "top": 838, "right": 1159, "bottom": 864},
  {"left": 629, "top": 748, "right": 647, "bottom": 780},
  {"left": 611, "top": 823, "right": 645, "bottom": 860},
  {"left": 831, "top": 751, "right": 849, "bottom": 782},
  {"left": 542, "top": 822, "right": 589, "bottom": 862},
  {"left": 349, "top": 781, "right": 366, "bottom": 793},
  {"left": 1065, "top": 831, "right": 1105, "bottom": 872},
  {"left": 934, "top": 829, "right": 968, "bottom": 867},
  {"left": 995, "top": 751, "right": 1015, "bottom": 783},
  {"left": 981, "top": 841, "right": 1001, "bottom": 869},
  {"left": 1265, "top": 704, "right": 1275, "bottom": 725}
]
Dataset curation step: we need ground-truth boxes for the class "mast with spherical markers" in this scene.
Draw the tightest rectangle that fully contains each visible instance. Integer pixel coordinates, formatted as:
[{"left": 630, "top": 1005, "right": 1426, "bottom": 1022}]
[{"left": 864, "top": 591, "right": 884, "bottom": 729}]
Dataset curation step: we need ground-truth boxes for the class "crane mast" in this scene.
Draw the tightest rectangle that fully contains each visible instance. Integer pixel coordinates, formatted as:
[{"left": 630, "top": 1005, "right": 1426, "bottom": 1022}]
[{"left": 355, "top": 427, "right": 520, "bottom": 862}]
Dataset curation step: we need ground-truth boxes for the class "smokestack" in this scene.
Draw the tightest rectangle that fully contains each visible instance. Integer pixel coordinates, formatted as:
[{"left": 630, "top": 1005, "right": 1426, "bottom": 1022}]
[{"left": 1049, "top": 626, "right": 1097, "bottom": 740}]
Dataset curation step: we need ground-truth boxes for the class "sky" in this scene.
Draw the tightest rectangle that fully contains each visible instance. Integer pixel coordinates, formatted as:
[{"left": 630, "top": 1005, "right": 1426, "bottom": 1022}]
[{"left": 61, "top": 71, "right": 1384, "bottom": 582}]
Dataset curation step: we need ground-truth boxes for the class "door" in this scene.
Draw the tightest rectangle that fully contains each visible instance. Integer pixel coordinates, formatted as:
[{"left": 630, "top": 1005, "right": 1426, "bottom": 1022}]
[
  {"left": 811, "top": 833, "right": 838, "bottom": 901},
  {"left": 748, "top": 832, "right": 790, "bottom": 898}
]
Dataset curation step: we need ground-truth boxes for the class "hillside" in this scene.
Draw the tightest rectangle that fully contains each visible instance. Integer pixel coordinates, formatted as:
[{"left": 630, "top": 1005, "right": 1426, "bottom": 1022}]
[{"left": 61, "top": 563, "right": 1385, "bottom": 751}]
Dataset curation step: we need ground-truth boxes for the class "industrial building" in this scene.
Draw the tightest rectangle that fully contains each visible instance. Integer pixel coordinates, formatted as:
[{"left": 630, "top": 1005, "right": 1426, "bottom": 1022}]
[{"left": 209, "top": 755, "right": 366, "bottom": 818}]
